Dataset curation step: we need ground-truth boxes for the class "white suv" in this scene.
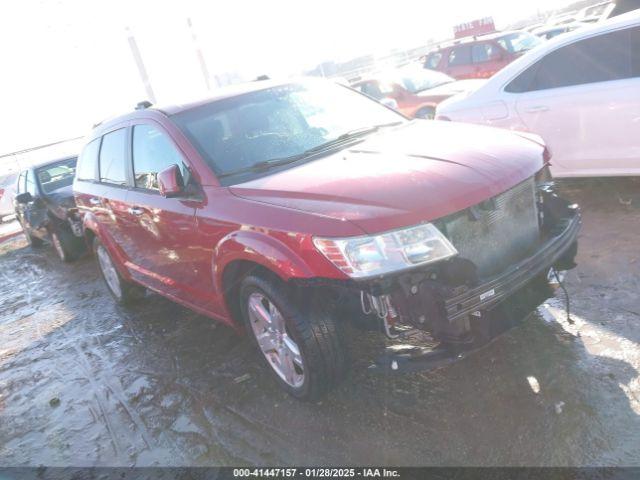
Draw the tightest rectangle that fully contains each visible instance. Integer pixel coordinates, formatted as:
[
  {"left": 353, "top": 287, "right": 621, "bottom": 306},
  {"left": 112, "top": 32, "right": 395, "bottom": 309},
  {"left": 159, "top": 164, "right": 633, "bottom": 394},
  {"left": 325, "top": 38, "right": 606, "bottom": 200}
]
[{"left": 436, "top": 11, "right": 640, "bottom": 178}]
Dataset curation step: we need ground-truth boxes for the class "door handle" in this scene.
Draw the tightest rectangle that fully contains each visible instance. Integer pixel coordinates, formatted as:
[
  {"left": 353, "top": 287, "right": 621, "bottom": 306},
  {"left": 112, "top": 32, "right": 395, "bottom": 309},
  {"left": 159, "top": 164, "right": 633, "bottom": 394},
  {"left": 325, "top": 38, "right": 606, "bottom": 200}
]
[
  {"left": 128, "top": 207, "right": 144, "bottom": 216},
  {"left": 89, "top": 197, "right": 101, "bottom": 205},
  {"left": 525, "top": 105, "right": 549, "bottom": 113}
]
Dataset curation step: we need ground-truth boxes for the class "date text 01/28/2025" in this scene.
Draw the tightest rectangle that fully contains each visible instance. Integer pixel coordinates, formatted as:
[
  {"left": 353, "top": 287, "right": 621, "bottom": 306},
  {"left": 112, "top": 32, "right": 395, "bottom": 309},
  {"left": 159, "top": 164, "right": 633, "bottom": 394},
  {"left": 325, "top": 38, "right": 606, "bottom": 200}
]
[{"left": 232, "top": 468, "right": 400, "bottom": 478}]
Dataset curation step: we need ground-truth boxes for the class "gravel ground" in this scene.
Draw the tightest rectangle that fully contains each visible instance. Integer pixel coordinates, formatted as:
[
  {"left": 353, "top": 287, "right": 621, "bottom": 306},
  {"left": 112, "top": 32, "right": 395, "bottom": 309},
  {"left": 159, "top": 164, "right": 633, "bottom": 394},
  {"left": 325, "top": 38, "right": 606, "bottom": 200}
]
[{"left": 0, "top": 178, "right": 638, "bottom": 467}]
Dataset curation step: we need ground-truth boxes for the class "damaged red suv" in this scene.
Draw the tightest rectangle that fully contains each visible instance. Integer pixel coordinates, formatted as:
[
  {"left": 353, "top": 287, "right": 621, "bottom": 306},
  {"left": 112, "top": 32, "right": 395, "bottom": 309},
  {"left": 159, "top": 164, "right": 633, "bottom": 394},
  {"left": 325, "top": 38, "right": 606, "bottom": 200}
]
[{"left": 74, "top": 79, "right": 580, "bottom": 400}]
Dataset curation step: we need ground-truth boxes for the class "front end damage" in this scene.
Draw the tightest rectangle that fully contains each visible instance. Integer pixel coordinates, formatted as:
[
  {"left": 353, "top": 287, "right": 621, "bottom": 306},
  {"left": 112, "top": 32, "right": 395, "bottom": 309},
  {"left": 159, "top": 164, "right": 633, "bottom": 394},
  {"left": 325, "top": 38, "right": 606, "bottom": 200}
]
[{"left": 304, "top": 175, "right": 580, "bottom": 373}]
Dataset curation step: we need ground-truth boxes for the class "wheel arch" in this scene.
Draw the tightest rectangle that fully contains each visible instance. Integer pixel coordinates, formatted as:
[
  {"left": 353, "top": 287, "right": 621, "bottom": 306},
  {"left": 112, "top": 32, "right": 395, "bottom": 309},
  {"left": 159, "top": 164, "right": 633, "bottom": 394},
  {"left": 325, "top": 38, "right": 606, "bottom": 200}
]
[{"left": 215, "top": 230, "right": 317, "bottom": 326}]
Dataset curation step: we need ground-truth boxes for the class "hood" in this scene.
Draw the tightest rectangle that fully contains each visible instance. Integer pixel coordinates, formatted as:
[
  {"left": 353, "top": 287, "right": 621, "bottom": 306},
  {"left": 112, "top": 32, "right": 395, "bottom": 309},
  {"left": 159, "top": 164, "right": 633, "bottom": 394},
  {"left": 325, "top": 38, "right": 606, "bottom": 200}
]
[
  {"left": 418, "top": 79, "right": 486, "bottom": 99},
  {"left": 230, "top": 121, "right": 544, "bottom": 234}
]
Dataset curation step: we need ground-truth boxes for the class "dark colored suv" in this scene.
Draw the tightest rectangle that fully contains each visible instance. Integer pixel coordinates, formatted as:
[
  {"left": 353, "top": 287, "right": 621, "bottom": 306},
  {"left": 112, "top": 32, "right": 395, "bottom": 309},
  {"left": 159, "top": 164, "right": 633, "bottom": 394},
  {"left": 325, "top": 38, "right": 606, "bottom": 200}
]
[
  {"left": 424, "top": 31, "right": 543, "bottom": 79},
  {"left": 74, "top": 79, "right": 579, "bottom": 400},
  {"left": 14, "top": 156, "right": 85, "bottom": 261}
]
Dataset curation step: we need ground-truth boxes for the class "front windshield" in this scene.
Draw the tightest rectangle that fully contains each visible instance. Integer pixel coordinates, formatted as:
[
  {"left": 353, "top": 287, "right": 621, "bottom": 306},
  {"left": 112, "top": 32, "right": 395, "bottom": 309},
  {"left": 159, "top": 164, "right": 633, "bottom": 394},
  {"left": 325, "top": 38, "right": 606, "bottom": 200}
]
[
  {"left": 36, "top": 157, "right": 77, "bottom": 194},
  {"left": 497, "top": 32, "right": 542, "bottom": 53},
  {"left": 172, "top": 81, "right": 404, "bottom": 184},
  {"left": 396, "top": 68, "right": 455, "bottom": 93}
]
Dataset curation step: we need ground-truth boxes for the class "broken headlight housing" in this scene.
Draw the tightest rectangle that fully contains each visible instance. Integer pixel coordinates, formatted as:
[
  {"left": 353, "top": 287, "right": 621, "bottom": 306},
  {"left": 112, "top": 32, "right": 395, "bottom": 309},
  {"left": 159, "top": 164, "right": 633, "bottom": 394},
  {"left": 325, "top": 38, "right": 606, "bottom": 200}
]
[{"left": 313, "top": 223, "right": 458, "bottom": 279}]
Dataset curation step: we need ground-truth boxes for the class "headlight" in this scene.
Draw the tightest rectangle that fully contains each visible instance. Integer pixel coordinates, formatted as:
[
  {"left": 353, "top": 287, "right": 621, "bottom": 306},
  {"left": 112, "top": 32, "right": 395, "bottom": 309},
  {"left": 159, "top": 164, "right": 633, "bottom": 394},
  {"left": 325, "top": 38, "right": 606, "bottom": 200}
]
[{"left": 313, "top": 223, "right": 458, "bottom": 279}]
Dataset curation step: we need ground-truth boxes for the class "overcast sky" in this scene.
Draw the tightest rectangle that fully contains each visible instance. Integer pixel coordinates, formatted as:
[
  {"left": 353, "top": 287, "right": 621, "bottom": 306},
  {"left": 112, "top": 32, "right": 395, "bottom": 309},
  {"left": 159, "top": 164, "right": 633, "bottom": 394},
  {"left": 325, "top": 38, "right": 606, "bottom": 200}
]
[{"left": 0, "top": 0, "right": 573, "bottom": 167}]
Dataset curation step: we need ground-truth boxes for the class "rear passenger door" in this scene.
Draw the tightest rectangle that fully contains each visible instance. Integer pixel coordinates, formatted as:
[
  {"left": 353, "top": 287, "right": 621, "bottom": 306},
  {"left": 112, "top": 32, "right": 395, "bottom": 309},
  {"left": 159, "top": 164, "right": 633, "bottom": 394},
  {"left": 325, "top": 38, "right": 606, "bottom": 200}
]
[
  {"left": 444, "top": 45, "right": 474, "bottom": 79},
  {"left": 123, "top": 122, "right": 206, "bottom": 307},
  {"left": 471, "top": 42, "right": 507, "bottom": 78},
  {"left": 94, "top": 128, "right": 133, "bottom": 258}
]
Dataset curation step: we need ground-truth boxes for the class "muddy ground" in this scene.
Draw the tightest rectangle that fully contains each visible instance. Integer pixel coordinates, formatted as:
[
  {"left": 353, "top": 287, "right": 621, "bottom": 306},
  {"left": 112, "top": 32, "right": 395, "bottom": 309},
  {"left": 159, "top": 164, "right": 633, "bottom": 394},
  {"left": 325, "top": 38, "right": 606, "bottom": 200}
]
[{"left": 0, "top": 179, "right": 638, "bottom": 467}]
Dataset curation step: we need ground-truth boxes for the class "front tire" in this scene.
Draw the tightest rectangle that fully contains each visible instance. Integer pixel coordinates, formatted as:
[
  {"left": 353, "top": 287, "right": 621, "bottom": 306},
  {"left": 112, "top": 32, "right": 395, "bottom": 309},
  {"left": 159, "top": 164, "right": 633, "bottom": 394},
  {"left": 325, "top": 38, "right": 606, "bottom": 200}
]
[
  {"left": 51, "top": 227, "right": 84, "bottom": 262},
  {"left": 93, "top": 237, "right": 145, "bottom": 304},
  {"left": 239, "top": 274, "right": 347, "bottom": 400}
]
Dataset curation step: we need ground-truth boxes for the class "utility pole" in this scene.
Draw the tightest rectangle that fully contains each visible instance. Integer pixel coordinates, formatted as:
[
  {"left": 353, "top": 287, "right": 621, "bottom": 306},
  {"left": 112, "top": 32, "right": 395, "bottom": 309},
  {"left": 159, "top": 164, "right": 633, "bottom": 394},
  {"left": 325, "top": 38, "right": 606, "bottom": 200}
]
[
  {"left": 187, "top": 17, "right": 214, "bottom": 90},
  {"left": 126, "top": 27, "right": 156, "bottom": 103}
]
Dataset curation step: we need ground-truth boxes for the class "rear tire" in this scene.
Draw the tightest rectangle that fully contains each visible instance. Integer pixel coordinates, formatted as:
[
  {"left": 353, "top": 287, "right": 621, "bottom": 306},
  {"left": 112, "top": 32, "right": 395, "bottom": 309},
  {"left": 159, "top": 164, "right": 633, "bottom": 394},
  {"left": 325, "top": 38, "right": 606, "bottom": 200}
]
[
  {"left": 93, "top": 237, "right": 145, "bottom": 305},
  {"left": 239, "top": 273, "right": 348, "bottom": 401},
  {"left": 51, "top": 227, "right": 84, "bottom": 262}
]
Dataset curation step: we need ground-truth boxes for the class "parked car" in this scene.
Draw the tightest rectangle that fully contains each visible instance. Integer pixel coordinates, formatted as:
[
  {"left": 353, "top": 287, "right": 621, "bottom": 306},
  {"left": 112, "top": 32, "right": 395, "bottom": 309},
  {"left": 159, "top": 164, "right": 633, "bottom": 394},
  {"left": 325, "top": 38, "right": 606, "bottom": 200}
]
[
  {"left": 74, "top": 79, "right": 580, "bottom": 400},
  {"left": 436, "top": 11, "right": 640, "bottom": 177},
  {"left": 14, "top": 156, "right": 85, "bottom": 261},
  {"left": 351, "top": 66, "right": 484, "bottom": 119},
  {"left": 423, "top": 31, "right": 542, "bottom": 79},
  {"left": 0, "top": 172, "right": 18, "bottom": 222},
  {"left": 532, "top": 22, "right": 587, "bottom": 40}
]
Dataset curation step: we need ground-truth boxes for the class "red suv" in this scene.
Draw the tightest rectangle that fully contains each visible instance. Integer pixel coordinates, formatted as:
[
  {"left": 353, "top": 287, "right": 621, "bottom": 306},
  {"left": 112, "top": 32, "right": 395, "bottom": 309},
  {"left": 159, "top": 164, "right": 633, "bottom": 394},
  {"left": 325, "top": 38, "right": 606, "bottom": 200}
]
[
  {"left": 424, "top": 31, "right": 542, "bottom": 79},
  {"left": 74, "top": 79, "right": 580, "bottom": 400}
]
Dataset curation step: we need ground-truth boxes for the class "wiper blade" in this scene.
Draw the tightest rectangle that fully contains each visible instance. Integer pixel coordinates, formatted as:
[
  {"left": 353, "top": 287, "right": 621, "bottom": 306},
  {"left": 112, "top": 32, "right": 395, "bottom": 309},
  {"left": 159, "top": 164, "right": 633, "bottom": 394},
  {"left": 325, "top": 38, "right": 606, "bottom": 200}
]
[
  {"left": 218, "top": 122, "right": 403, "bottom": 179},
  {"left": 304, "top": 121, "right": 403, "bottom": 154},
  {"left": 217, "top": 154, "right": 306, "bottom": 178}
]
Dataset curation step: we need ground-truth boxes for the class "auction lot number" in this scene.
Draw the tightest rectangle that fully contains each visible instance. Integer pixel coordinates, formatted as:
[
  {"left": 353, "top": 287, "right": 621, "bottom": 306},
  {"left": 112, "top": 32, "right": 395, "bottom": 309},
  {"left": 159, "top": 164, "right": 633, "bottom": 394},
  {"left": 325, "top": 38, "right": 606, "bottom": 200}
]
[{"left": 233, "top": 468, "right": 400, "bottom": 478}]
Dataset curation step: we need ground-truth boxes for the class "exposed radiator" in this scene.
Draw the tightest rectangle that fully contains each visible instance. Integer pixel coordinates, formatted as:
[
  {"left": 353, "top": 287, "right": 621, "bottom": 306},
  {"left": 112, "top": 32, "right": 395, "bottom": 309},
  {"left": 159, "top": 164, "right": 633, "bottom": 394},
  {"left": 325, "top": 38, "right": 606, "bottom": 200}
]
[{"left": 442, "top": 177, "right": 539, "bottom": 278}]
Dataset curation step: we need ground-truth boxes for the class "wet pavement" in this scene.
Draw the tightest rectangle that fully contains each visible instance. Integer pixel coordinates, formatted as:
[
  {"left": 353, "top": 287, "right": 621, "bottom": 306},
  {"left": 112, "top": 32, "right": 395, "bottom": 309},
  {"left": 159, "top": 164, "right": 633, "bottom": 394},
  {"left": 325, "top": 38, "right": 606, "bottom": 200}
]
[{"left": 0, "top": 179, "right": 638, "bottom": 467}]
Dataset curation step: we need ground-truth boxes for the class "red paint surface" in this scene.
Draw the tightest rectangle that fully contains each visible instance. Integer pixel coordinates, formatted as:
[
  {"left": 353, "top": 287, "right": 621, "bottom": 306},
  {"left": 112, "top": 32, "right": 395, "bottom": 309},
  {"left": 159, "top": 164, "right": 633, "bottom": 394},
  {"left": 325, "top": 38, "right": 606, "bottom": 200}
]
[{"left": 75, "top": 90, "right": 546, "bottom": 327}]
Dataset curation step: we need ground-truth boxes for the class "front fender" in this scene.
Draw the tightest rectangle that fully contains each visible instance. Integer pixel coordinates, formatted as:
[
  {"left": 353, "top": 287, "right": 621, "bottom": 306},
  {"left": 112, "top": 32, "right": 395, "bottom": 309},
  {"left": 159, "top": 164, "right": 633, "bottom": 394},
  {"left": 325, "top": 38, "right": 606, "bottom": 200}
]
[{"left": 213, "top": 229, "right": 327, "bottom": 291}]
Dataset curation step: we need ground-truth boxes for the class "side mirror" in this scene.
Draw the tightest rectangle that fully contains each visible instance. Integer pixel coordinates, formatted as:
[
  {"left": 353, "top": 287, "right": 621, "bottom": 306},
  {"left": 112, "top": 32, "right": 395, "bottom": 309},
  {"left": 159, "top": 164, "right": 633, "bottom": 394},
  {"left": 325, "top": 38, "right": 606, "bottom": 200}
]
[
  {"left": 380, "top": 97, "right": 399, "bottom": 110},
  {"left": 157, "top": 164, "right": 185, "bottom": 198},
  {"left": 15, "top": 192, "right": 33, "bottom": 204}
]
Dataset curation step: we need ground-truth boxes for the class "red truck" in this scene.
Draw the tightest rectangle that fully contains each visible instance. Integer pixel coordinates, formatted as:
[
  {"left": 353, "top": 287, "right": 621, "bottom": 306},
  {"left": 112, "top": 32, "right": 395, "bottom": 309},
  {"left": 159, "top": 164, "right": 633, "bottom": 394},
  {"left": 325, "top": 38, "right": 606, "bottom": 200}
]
[{"left": 74, "top": 79, "right": 580, "bottom": 400}]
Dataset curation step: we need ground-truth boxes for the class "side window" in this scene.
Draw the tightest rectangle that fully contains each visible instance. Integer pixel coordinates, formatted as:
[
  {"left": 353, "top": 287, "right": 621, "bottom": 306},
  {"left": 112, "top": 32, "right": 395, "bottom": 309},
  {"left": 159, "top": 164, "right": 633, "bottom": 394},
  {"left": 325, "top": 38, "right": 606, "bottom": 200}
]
[
  {"left": 506, "top": 27, "right": 637, "bottom": 93},
  {"left": 448, "top": 46, "right": 472, "bottom": 66},
  {"left": 425, "top": 52, "right": 442, "bottom": 69},
  {"left": 76, "top": 138, "right": 101, "bottom": 181},
  {"left": 25, "top": 171, "right": 38, "bottom": 196},
  {"left": 132, "top": 124, "right": 187, "bottom": 191},
  {"left": 472, "top": 43, "right": 494, "bottom": 63},
  {"left": 99, "top": 129, "right": 128, "bottom": 186}
]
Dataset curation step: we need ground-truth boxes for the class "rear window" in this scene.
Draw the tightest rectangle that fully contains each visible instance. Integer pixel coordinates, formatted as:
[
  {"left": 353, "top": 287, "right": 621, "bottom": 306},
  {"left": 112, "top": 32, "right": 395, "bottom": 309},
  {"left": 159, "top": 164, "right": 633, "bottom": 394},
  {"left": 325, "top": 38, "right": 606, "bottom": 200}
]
[
  {"left": 76, "top": 138, "right": 100, "bottom": 181},
  {"left": 99, "top": 129, "right": 128, "bottom": 186}
]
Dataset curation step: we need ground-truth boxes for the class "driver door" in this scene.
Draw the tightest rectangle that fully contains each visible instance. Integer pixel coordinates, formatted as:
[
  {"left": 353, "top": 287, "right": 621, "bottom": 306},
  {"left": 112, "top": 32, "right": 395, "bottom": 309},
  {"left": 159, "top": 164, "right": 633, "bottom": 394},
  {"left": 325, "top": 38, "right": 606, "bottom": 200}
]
[{"left": 120, "top": 122, "right": 210, "bottom": 308}]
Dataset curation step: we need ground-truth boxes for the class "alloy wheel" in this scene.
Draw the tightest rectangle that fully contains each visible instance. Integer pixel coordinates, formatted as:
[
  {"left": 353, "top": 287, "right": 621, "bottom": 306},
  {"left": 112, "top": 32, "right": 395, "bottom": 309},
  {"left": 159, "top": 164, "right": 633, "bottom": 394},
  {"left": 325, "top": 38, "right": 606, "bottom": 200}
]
[
  {"left": 96, "top": 245, "right": 122, "bottom": 299},
  {"left": 247, "top": 292, "right": 305, "bottom": 388}
]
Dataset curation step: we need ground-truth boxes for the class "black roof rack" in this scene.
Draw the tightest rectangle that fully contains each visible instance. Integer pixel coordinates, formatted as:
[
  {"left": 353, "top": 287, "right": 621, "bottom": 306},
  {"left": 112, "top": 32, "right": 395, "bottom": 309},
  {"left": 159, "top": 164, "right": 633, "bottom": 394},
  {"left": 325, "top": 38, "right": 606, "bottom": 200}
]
[{"left": 135, "top": 100, "right": 153, "bottom": 110}]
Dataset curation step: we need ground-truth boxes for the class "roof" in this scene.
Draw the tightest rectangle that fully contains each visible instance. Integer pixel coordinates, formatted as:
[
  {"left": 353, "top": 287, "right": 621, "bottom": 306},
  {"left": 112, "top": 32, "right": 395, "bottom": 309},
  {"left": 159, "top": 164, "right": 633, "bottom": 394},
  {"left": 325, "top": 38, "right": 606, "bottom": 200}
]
[
  {"left": 431, "top": 30, "right": 522, "bottom": 51},
  {"left": 92, "top": 78, "right": 299, "bottom": 134}
]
